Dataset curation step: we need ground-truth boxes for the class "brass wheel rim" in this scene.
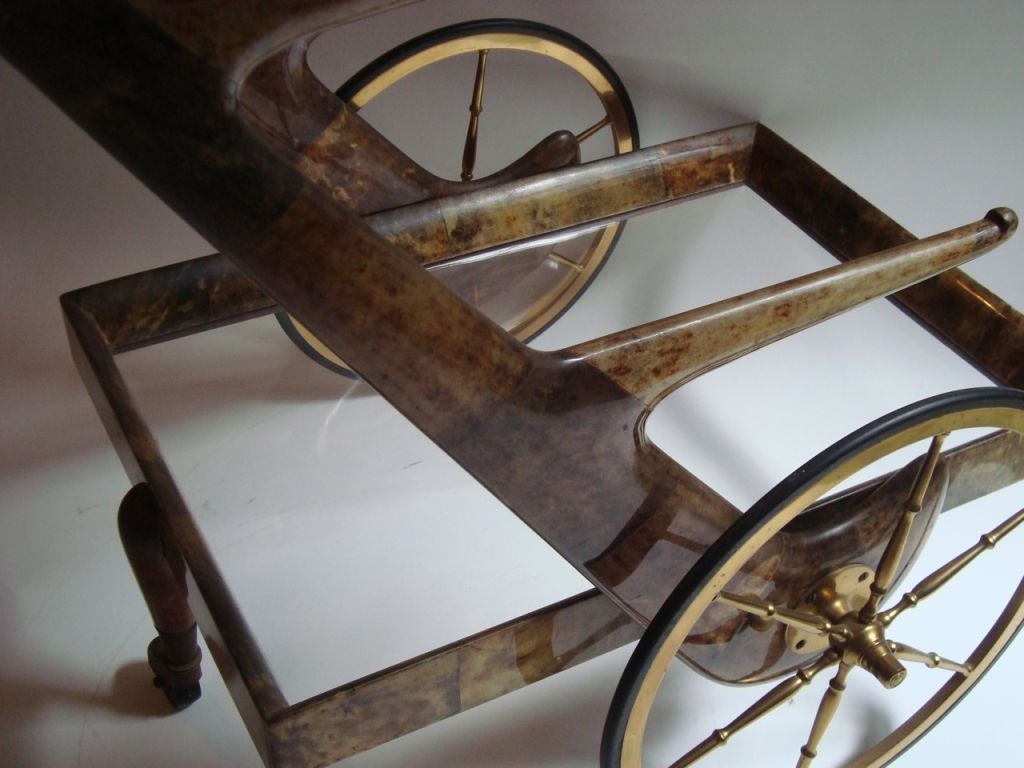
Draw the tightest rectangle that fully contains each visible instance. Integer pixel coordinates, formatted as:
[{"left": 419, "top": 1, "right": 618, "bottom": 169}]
[
  {"left": 287, "top": 22, "right": 637, "bottom": 374},
  {"left": 608, "top": 390, "right": 1024, "bottom": 767}
]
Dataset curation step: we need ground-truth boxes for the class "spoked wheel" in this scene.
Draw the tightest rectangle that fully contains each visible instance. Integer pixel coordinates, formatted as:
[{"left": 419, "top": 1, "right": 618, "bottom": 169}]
[
  {"left": 603, "top": 388, "right": 1024, "bottom": 767},
  {"left": 280, "top": 19, "right": 639, "bottom": 375}
]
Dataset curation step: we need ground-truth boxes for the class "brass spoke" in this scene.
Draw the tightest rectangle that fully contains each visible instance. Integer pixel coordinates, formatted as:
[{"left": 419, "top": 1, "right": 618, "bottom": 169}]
[
  {"left": 860, "top": 434, "right": 948, "bottom": 622},
  {"left": 881, "top": 506, "right": 1024, "bottom": 626},
  {"left": 575, "top": 113, "right": 612, "bottom": 143},
  {"left": 718, "top": 592, "right": 851, "bottom": 640},
  {"left": 460, "top": 49, "right": 489, "bottom": 181},
  {"left": 670, "top": 652, "right": 839, "bottom": 768},
  {"left": 795, "top": 663, "right": 853, "bottom": 768},
  {"left": 887, "top": 640, "right": 972, "bottom": 676}
]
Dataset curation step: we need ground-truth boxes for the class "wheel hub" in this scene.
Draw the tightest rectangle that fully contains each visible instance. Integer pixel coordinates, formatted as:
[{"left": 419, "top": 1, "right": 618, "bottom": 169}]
[
  {"left": 835, "top": 616, "right": 907, "bottom": 689},
  {"left": 786, "top": 564, "right": 874, "bottom": 654},
  {"left": 786, "top": 564, "right": 907, "bottom": 688}
]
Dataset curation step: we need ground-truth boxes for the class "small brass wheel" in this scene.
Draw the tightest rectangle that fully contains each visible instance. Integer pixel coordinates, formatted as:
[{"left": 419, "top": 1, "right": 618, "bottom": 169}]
[
  {"left": 603, "top": 388, "right": 1024, "bottom": 767},
  {"left": 279, "top": 18, "right": 639, "bottom": 375}
]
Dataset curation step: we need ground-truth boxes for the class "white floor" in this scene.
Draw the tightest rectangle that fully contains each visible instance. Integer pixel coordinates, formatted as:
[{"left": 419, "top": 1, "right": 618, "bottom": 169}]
[{"left": 3, "top": 2, "right": 1023, "bottom": 766}]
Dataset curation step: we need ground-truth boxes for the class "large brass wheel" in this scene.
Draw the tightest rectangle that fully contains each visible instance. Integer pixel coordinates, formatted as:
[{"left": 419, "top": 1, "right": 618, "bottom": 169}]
[
  {"left": 280, "top": 19, "right": 639, "bottom": 375},
  {"left": 603, "top": 388, "right": 1024, "bottom": 767}
]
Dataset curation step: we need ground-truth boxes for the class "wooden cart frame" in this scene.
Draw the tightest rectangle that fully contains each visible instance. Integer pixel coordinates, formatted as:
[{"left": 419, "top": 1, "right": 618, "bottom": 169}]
[{"left": 4, "top": 2, "right": 1023, "bottom": 766}]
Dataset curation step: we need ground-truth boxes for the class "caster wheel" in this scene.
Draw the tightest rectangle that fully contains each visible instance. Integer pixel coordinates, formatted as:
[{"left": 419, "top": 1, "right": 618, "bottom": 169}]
[
  {"left": 153, "top": 677, "right": 203, "bottom": 711},
  {"left": 602, "top": 388, "right": 1024, "bottom": 767},
  {"left": 279, "top": 18, "right": 639, "bottom": 376},
  {"left": 146, "top": 631, "right": 202, "bottom": 712}
]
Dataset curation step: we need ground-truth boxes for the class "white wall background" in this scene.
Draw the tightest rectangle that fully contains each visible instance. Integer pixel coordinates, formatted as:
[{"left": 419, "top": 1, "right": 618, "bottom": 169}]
[{"left": 2, "top": 1, "right": 1022, "bottom": 766}]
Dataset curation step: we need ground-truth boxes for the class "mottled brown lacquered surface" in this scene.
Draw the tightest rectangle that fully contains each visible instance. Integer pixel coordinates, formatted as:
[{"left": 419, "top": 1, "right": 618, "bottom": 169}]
[
  {"left": 5, "top": 2, "right": 1024, "bottom": 766},
  {"left": 269, "top": 589, "right": 639, "bottom": 767},
  {"left": 370, "top": 125, "right": 750, "bottom": 265},
  {"left": 750, "top": 126, "right": 1024, "bottom": 388}
]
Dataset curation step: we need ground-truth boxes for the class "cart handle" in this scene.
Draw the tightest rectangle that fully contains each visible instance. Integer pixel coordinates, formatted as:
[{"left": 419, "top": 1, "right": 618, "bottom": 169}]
[{"left": 566, "top": 208, "right": 1017, "bottom": 407}]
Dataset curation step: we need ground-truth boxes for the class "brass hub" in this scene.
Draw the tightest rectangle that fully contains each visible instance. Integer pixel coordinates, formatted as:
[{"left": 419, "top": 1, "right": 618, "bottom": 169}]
[
  {"left": 786, "top": 564, "right": 907, "bottom": 688},
  {"left": 786, "top": 565, "right": 874, "bottom": 654},
  {"left": 837, "top": 618, "right": 907, "bottom": 689}
]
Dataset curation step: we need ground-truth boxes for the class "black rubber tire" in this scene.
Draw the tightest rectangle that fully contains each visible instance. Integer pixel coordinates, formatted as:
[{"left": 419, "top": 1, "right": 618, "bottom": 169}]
[
  {"left": 602, "top": 387, "right": 1024, "bottom": 768},
  {"left": 278, "top": 18, "right": 639, "bottom": 376}
]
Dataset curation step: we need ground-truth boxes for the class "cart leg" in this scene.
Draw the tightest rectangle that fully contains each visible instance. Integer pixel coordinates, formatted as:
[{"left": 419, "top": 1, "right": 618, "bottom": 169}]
[{"left": 118, "top": 483, "right": 202, "bottom": 710}]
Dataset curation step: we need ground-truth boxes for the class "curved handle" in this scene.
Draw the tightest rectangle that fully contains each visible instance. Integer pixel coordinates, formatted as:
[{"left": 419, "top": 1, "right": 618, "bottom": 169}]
[{"left": 567, "top": 208, "right": 1018, "bottom": 406}]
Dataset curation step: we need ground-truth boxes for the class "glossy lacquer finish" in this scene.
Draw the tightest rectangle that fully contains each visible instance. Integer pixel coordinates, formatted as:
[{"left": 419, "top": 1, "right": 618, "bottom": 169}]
[{"left": 4, "top": 2, "right": 1024, "bottom": 767}]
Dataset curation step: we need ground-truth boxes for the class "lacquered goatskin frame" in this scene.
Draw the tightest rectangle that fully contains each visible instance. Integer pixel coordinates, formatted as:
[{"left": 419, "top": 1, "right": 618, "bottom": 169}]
[{"left": 4, "top": 2, "right": 1024, "bottom": 766}]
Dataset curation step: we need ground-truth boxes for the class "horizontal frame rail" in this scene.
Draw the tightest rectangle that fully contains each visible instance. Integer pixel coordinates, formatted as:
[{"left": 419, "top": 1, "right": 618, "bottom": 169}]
[
  {"left": 268, "top": 589, "right": 639, "bottom": 768},
  {"left": 750, "top": 125, "right": 1024, "bottom": 388}
]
